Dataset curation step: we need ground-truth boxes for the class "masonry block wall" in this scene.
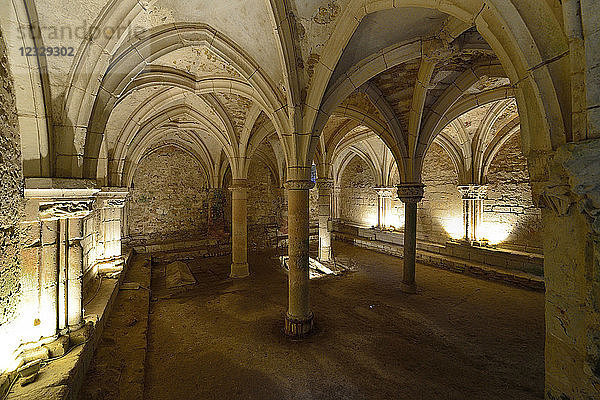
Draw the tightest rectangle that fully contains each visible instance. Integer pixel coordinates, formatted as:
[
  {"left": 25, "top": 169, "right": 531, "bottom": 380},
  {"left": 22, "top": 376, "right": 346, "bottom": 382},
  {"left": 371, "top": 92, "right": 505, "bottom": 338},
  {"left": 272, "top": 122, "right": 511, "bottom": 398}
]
[
  {"left": 247, "top": 158, "right": 283, "bottom": 249},
  {"left": 485, "top": 134, "right": 543, "bottom": 253},
  {"left": 0, "top": 31, "right": 24, "bottom": 365},
  {"left": 128, "top": 146, "right": 210, "bottom": 243},
  {"left": 338, "top": 136, "right": 542, "bottom": 254},
  {"left": 340, "top": 157, "right": 378, "bottom": 226},
  {"left": 419, "top": 143, "right": 463, "bottom": 243}
]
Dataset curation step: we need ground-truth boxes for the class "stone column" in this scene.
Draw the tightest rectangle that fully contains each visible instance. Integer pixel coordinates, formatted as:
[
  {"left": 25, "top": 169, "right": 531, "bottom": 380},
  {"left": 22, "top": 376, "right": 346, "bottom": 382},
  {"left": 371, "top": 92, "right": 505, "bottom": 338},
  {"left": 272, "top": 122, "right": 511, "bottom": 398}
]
[
  {"left": 316, "top": 178, "right": 333, "bottom": 262},
  {"left": 397, "top": 183, "right": 424, "bottom": 294},
  {"left": 67, "top": 217, "right": 86, "bottom": 329},
  {"left": 375, "top": 187, "right": 395, "bottom": 228},
  {"left": 457, "top": 185, "right": 487, "bottom": 243},
  {"left": 229, "top": 179, "right": 249, "bottom": 278},
  {"left": 332, "top": 185, "right": 341, "bottom": 220},
  {"left": 38, "top": 199, "right": 93, "bottom": 335},
  {"left": 57, "top": 218, "right": 68, "bottom": 333},
  {"left": 39, "top": 216, "right": 59, "bottom": 339},
  {"left": 284, "top": 176, "right": 314, "bottom": 337},
  {"left": 97, "top": 192, "right": 127, "bottom": 267}
]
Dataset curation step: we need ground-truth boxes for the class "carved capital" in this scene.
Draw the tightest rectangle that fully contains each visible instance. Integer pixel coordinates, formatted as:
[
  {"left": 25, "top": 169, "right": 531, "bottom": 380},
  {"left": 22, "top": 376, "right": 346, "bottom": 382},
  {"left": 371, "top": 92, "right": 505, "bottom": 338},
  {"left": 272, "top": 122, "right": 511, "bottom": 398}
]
[
  {"left": 106, "top": 198, "right": 126, "bottom": 208},
  {"left": 315, "top": 178, "right": 334, "bottom": 191},
  {"left": 396, "top": 183, "right": 424, "bottom": 203},
  {"left": 39, "top": 200, "right": 94, "bottom": 219},
  {"left": 534, "top": 183, "right": 575, "bottom": 217},
  {"left": 375, "top": 187, "right": 396, "bottom": 198},
  {"left": 285, "top": 180, "right": 315, "bottom": 190},
  {"left": 457, "top": 184, "right": 487, "bottom": 200}
]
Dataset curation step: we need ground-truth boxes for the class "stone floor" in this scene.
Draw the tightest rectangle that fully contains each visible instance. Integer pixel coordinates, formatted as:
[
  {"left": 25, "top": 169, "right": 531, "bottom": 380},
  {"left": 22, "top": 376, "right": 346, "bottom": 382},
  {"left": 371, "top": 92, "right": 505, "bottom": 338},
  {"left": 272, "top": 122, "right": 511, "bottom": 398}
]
[{"left": 82, "top": 241, "right": 545, "bottom": 399}]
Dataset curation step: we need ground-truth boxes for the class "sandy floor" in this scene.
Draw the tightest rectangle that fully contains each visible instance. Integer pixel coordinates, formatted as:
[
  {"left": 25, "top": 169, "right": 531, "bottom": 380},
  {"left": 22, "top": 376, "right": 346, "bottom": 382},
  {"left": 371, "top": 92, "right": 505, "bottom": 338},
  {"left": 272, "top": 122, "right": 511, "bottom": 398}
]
[{"left": 140, "top": 242, "right": 544, "bottom": 400}]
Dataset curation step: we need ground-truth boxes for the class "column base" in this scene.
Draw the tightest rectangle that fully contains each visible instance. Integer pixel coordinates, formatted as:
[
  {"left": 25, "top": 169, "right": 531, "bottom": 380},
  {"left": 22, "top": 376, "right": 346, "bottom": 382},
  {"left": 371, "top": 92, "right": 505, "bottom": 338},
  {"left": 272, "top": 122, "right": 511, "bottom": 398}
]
[
  {"left": 230, "top": 262, "right": 249, "bottom": 278},
  {"left": 399, "top": 281, "right": 417, "bottom": 294},
  {"left": 69, "top": 322, "right": 93, "bottom": 346},
  {"left": 318, "top": 247, "right": 331, "bottom": 262},
  {"left": 284, "top": 312, "right": 314, "bottom": 338}
]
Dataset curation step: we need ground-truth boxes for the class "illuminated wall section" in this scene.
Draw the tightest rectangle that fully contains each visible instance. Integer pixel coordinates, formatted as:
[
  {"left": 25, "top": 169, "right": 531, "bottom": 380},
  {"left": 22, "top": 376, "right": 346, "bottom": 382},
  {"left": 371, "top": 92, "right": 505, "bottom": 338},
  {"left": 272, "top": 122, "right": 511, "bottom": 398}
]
[{"left": 483, "top": 134, "right": 542, "bottom": 252}]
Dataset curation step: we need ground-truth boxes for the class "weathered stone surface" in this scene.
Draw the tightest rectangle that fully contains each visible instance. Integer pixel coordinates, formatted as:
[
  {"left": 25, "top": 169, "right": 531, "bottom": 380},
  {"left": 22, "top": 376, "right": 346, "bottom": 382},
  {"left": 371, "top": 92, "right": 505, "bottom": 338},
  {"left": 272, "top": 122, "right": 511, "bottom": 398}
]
[
  {"left": 0, "top": 28, "right": 24, "bottom": 372},
  {"left": 165, "top": 261, "right": 196, "bottom": 289}
]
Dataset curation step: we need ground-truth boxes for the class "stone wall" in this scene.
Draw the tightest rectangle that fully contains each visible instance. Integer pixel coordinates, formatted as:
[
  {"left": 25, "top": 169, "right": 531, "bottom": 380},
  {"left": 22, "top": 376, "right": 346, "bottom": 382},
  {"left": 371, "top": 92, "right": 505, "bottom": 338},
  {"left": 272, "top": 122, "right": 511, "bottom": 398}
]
[
  {"left": 0, "top": 31, "right": 24, "bottom": 369},
  {"left": 419, "top": 143, "right": 462, "bottom": 243},
  {"left": 339, "top": 156, "right": 378, "bottom": 226},
  {"left": 247, "top": 158, "right": 283, "bottom": 249},
  {"left": 128, "top": 146, "right": 210, "bottom": 243},
  {"left": 336, "top": 137, "right": 542, "bottom": 254},
  {"left": 485, "top": 134, "right": 543, "bottom": 253}
]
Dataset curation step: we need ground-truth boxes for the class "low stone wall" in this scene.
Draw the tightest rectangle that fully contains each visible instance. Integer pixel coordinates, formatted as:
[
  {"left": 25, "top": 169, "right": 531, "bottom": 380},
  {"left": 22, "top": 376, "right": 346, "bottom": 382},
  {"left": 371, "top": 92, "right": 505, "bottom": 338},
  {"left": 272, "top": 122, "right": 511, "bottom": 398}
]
[{"left": 332, "top": 220, "right": 544, "bottom": 291}]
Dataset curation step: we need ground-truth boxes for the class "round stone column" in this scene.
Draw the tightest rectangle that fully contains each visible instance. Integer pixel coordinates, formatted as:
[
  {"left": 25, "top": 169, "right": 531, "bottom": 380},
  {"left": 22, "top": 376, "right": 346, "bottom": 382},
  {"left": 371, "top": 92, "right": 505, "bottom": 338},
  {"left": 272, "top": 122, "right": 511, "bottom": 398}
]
[
  {"left": 397, "top": 183, "right": 424, "bottom": 294},
  {"left": 457, "top": 184, "right": 487, "bottom": 243},
  {"left": 67, "top": 217, "right": 85, "bottom": 329},
  {"left": 229, "top": 179, "right": 249, "bottom": 278},
  {"left": 316, "top": 178, "right": 333, "bottom": 262},
  {"left": 39, "top": 216, "right": 60, "bottom": 339},
  {"left": 284, "top": 178, "right": 314, "bottom": 337}
]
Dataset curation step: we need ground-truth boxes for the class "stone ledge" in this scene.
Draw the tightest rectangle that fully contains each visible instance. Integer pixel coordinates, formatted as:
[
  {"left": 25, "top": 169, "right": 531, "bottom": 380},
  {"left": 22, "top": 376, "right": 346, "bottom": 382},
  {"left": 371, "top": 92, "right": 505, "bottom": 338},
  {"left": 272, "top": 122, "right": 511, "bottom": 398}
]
[{"left": 332, "top": 232, "right": 545, "bottom": 292}]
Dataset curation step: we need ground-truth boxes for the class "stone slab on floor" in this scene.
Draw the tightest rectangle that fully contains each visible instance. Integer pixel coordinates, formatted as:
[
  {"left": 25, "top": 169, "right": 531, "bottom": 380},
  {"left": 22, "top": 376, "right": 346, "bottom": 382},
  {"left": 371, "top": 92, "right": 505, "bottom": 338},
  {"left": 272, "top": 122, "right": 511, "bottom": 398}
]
[{"left": 165, "top": 261, "right": 196, "bottom": 288}]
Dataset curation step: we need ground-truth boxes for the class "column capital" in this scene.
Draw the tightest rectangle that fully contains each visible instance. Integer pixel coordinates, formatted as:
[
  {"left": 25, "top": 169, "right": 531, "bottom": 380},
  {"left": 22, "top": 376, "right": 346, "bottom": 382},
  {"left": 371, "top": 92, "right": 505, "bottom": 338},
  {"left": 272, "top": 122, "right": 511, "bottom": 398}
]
[
  {"left": 96, "top": 187, "right": 128, "bottom": 208},
  {"left": 396, "top": 183, "right": 425, "bottom": 203},
  {"left": 375, "top": 187, "right": 396, "bottom": 198},
  {"left": 285, "top": 179, "right": 315, "bottom": 190},
  {"left": 229, "top": 179, "right": 249, "bottom": 191},
  {"left": 315, "top": 178, "right": 334, "bottom": 191},
  {"left": 39, "top": 200, "right": 94, "bottom": 220},
  {"left": 457, "top": 184, "right": 487, "bottom": 200}
]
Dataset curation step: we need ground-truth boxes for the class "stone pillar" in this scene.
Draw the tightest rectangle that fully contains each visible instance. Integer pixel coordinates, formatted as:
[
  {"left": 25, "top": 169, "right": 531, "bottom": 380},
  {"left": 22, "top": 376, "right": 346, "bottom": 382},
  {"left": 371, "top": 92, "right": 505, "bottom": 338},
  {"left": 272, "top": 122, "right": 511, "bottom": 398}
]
[
  {"left": 229, "top": 179, "right": 249, "bottom": 278},
  {"left": 38, "top": 199, "right": 93, "bottom": 335},
  {"left": 58, "top": 218, "right": 68, "bottom": 333},
  {"left": 332, "top": 185, "right": 341, "bottom": 220},
  {"left": 99, "top": 196, "right": 126, "bottom": 263},
  {"left": 284, "top": 175, "right": 314, "bottom": 337},
  {"left": 39, "top": 216, "right": 59, "bottom": 339},
  {"left": 67, "top": 217, "right": 86, "bottom": 329},
  {"left": 375, "top": 187, "right": 395, "bottom": 228},
  {"left": 457, "top": 185, "right": 487, "bottom": 243},
  {"left": 397, "top": 183, "right": 424, "bottom": 294},
  {"left": 316, "top": 178, "right": 333, "bottom": 262}
]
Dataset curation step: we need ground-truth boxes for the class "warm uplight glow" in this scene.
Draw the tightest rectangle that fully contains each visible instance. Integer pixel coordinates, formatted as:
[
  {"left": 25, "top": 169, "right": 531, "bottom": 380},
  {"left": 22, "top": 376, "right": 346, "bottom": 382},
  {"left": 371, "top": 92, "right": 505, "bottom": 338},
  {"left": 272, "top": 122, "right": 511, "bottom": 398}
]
[
  {"left": 478, "top": 222, "right": 512, "bottom": 244},
  {"left": 0, "top": 321, "right": 22, "bottom": 373},
  {"left": 365, "top": 211, "right": 379, "bottom": 227},
  {"left": 386, "top": 211, "right": 404, "bottom": 230},
  {"left": 442, "top": 216, "right": 465, "bottom": 240}
]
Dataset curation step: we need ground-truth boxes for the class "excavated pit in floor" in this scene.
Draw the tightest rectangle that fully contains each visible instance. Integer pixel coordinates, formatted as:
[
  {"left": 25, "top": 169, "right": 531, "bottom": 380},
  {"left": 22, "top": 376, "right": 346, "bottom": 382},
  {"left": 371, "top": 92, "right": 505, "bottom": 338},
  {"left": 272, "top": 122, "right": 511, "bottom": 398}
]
[{"left": 81, "top": 241, "right": 544, "bottom": 400}]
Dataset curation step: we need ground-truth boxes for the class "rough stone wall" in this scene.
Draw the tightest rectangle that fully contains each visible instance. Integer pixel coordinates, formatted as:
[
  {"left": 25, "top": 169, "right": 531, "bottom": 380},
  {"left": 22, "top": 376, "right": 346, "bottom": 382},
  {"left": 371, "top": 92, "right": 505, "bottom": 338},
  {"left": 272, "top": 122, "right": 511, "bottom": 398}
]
[
  {"left": 420, "top": 143, "right": 462, "bottom": 243},
  {"left": 128, "top": 146, "right": 209, "bottom": 243},
  {"left": 0, "top": 30, "right": 24, "bottom": 366},
  {"left": 247, "top": 159, "right": 283, "bottom": 249},
  {"left": 339, "top": 156, "right": 378, "bottom": 226},
  {"left": 485, "top": 134, "right": 543, "bottom": 253}
]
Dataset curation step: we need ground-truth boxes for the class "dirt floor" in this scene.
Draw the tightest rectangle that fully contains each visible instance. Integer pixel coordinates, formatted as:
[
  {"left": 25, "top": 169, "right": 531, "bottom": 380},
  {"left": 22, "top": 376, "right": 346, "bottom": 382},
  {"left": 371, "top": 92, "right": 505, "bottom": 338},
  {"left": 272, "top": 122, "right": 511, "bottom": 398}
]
[
  {"left": 79, "top": 255, "right": 151, "bottom": 400},
  {"left": 82, "top": 241, "right": 545, "bottom": 399}
]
